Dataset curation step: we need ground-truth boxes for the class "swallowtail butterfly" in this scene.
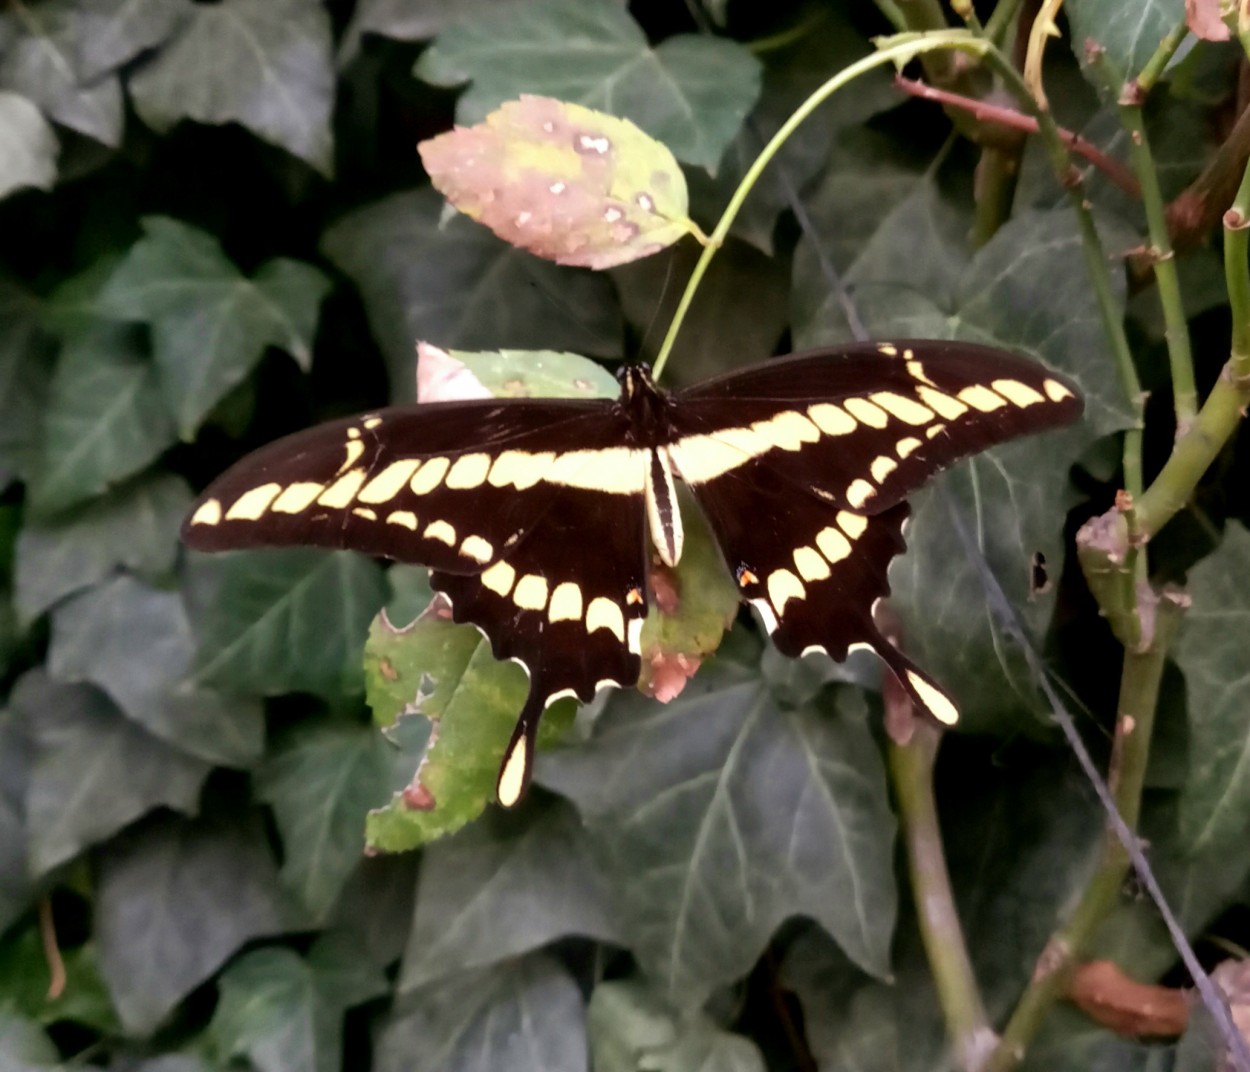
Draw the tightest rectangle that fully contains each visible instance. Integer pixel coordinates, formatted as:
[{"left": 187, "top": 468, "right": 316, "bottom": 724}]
[{"left": 183, "top": 341, "right": 1081, "bottom": 806}]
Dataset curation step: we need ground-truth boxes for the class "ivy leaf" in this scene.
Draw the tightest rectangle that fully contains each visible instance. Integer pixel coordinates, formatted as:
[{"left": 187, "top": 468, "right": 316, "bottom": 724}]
[
  {"left": 376, "top": 954, "right": 587, "bottom": 1072},
  {"left": 0, "top": 925, "right": 118, "bottom": 1032},
  {"left": 421, "top": 96, "right": 696, "bottom": 269},
  {"left": 1178, "top": 522, "right": 1250, "bottom": 854},
  {"left": 321, "top": 187, "right": 622, "bottom": 402},
  {"left": 129, "top": 0, "right": 335, "bottom": 175},
  {"left": 588, "top": 980, "right": 766, "bottom": 1072},
  {"left": 398, "top": 797, "right": 623, "bottom": 990},
  {"left": 339, "top": 0, "right": 534, "bottom": 61},
  {"left": 188, "top": 549, "right": 388, "bottom": 700},
  {"left": 98, "top": 217, "right": 331, "bottom": 439},
  {"left": 49, "top": 574, "right": 265, "bottom": 767},
  {"left": 1066, "top": 0, "right": 1185, "bottom": 86},
  {"left": 0, "top": 1010, "right": 59, "bottom": 1070},
  {"left": 0, "top": 280, "right": 54, "bottom": 487},
  {"left": 0, "top": 2, "right": 123, "bottom": 146},
  {"left": 417, "top": 0, "right": 760, "bottom": 172},
  {"left": 539, "top": 658, "right": 897, "bottom": 1003},
  {"left": 255, "top": 719, "right": 392, "bottom": 922},
  {"left": 12, "top": 669, "right": 209, "bottom": 876},
  {"left": 0, "top": 92, "right": 56, "bottom": 199},
  {"left": 95, "top": 811, "right": 292, "bottom": 1034},
  {"left": 363, "top": 607, "right": 574, "bottom": 850},
  {"left": 210, "top": 939, "right": 387, "bottom": 1072},
  {"left": 27, "top": 323, "right": 176, "bottom": 517},
  {"left": 0, "top": 710, "right": 34, "bottom": 934},
  {"left": 69, "top": 0, "right": 189, "bottom": 82},
  {"left": 15, "top": 470, "right": 191, "bottom": 623}
]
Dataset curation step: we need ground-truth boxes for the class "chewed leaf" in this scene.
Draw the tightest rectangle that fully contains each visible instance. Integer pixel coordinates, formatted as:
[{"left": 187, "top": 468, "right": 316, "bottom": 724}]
[
  {"left": 420, "top": 343, "right": 619, "bottom": 400},
  {"left": 420, "top": 95, "right": 697, "bottom": 269}
]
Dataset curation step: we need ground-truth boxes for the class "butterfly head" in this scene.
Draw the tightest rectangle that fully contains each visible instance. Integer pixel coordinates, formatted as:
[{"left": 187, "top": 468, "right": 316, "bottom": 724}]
[{"left": 616, "top": 363, "right": 656, "bottom": 401}]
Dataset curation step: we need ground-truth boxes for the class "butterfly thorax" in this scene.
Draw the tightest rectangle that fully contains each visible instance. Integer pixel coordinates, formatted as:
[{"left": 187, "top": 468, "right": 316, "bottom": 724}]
[
  {"left": 614, "top": 364, "right": 685, "bottom": 566},
  {"left": 615, "top": 363, "right": 677, "bottom": 445}
]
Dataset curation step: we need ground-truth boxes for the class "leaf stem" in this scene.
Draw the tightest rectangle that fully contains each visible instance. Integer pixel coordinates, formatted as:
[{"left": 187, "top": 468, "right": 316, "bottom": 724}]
[
  {"left": 1132, "top": 21, "right": 1189, "bottom": 96},
  {"left": 650, "top": 30, "right": 992, "bottom": 381},
  {"left": 984, "top": 591, "right": 1186, "bottom": 1072},
  {"left": 888, "top": 724, "right": 992, "bottom": 1072}
]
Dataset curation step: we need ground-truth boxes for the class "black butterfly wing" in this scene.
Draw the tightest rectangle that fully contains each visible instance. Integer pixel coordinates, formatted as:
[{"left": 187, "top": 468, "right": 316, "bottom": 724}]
[
  {"left": 668, "top": 340, "right": 1082, "bottom": 515},
  {"left": 183, "top": 396, "right": 650, "bottom": 805},
  {"left": 668, "top": 341, "right": 1083, "bottom": 724}
]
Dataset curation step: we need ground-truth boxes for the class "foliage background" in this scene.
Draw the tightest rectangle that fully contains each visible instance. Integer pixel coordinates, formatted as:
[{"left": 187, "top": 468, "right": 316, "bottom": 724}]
[{"left": 1, "top": 0, "right": 1249, "bottom": 1070}]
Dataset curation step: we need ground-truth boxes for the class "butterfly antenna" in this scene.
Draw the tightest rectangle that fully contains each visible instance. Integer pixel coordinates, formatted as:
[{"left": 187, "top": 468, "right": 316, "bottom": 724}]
[{"left": 942, "top": 489, "right": 1250, "bottom": 1072}]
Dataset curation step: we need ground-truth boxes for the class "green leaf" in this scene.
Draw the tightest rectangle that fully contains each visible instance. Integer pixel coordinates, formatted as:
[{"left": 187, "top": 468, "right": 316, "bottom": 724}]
[
  {"left": 540, "top": 659, "right": 898, "bottom": 1002},
  {"left": 188, "top": 549, "right": 388, "bottom": 700},
  {"left": 12, "top": 669, "right": 209, "bottom": 876},
  {"left": 0, "top": 710, "right": 34, "bottom": 934},
  {"left": 376, "top": 954, "right": 586, "bottom": 1072},
  {"left": 128, "top": 0, "right": 335, "bottom": 175},
  {"left": 0, "top": 1010, "right": 58, "bottom": 1070},
  {"left": 98, "top": 217, "right": 331, "bottom": 439},
  {"left": 210, "top": 939, "right": 387, "bottom": 1072},
  {"left": 421, "top": 96, "right": 695, "bottom": 269},
  {"left": 1066, "top": 0, "right": 1185, "bottom": 86},
  {"left": 340, "top": 0, "right": 533, "bottom": 57},
  {"left": 27, "top": 323, "right": 176, "bottom": 516},
  {"left": 363, "top": 608, "right": 569, "bottom": 849},
  {"left": 69, "top": 0, "right": 189, "bottom": 82},
  {"left": 417, "top": 0, "right": 760, "bottom": 172},
  {"left": 1178, "top": 522, "right": 1250, "bottom": 853},
  {"left": 0, "top": 926, "right": 118, "bottom": 1032},
  {"left": 0, "top": 3, "right": 123, "bottom": 146},
  {"left": 15, "top": 469, "right": 191, "bottom": 623},
  {"left": 326, "top": 853, "right": 418, "bottom": 968},
  {"left": 442, "top": 347, "right": 618, "bottom": 399},
  {"left": 95, "top": 810, "right": 293, "bottom": 1034},
  {"left": 0, "top": 91, "right": 56, "bottom": 199},
  {"left": 398, "top": 797, "right": 623, "bottom": 990},
  {"left": 255, "top": 719, "right": 392, "bottom": 922},
  {"left": 49, "top": 574, "right": 265, "bottom": 767},
  {"left": 588, "top": 980, "right": 766, "bottom": 1072},
  {"left": 321, "top": 187, "right": 623, "bottom": 402},
  {"left": 0, "top": 279, "right": 53, "bottom": 487}
]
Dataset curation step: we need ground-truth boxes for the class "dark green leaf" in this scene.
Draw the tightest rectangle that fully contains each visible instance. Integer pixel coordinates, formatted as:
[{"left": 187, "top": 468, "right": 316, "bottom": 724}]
[
  {"left": 340, "top": 0, "right": 532, "bottom": 59},
  {"left": 416, "top": 0, "right": 760, "bottom": 171},
  {"left": 376, "top": 954, "right": 586, "bottom": 1072},
  {"left": 129, "top": 0, "right": 335, "bottom": 174},
  {"left": 1177, "top": 521, "right": 1250, "bottom": 853},
  {"left": 384, "top": 564, "right": 432, "bottom": 629},
  {"left": 95, "top": 811, "right": 292, "bottom": 1034},
  {"left": 188, "top": 549, "right": 388, "bottom": 700},
  {"left": 0, "top": 1010, "right": 58, "bottom": 1070},
  {"left": 15, "top": 469, "right": 191, "bottom": 623},
  {"left": 49, "top": 574, "right": 265, "bottom": 766},
  {"left": 1066, "top": 0, "right": 1185, "bottom": 85},
  {"left": 0, "top": 91, "right": 56, "bottom": 198},
  {"left": 0, "top": 710, "right": 33, "bottom": 934},
  {"left": 0, "top": 279, "right": 53, "bottom": 487},
  {"left": 27, "top": 323, "right": 176, "bottom": 516},
  {"left": 210, "top": 938, "right": 387, "bottom": 1072},
  {"left": 540, "top": 661, "right": 897, "bottom": 1002},
  {"left": 399, "top": 797, "right": 622, "bottom": 990},
  {"left": 421, "top": 96, "right": 695, "bottom": 270},
  {"left": 98, "top": 217, "right": 331, "bottom": 438},
  {"left": 588, "top": 980, "right": 766, "bottom": 1072},
  {"left": 321, "top": 187, "right": 622, "bottom": 402},
  {"left": 255, "top": 719, "right": 392, "bottom": 922},
  {"left": 0, "top": 3, "right": 123, "bottom": 146},
  {"left": 0, "top": 925, "right": 118, "bottom": 1032},
  {"left": 326, "top": 853, "right": 418, "bottom": 968},
  {"left": 12, "top": 669, "right": 209, "bottom": 875}
]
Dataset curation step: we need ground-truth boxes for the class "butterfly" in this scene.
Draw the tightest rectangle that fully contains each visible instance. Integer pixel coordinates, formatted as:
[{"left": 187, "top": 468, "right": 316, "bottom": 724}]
[{"left": 183, "top": 340, "right": 1082, "bottom": 805}]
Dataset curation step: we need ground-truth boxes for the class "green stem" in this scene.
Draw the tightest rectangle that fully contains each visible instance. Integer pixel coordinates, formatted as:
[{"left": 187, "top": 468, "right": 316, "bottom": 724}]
[
  {"left": 970, "top": 146, "right": 1019, "bottom": 247},
  {"left": 982, "top": 0, "right": 1024, "bottom": 46},
  {"left": 889, "top": 725, "right": 992, "bottom": 1072},
  {"left": 985, "top": 591, "right": 1186, "bottom": 1072},
  {"left": 1132, "top": 21, "right": 1189, "bottom": 96},
  {"left": 650, "top": 30, "right": 990, "bottom": 381},
  {"left": 1225, "top": 159, "right": 1250, "bottom": 375}
]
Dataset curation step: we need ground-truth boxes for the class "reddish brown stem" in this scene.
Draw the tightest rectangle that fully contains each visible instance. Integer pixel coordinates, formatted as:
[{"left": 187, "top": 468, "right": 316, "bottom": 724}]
[{"left": 894, "top": 75, "right": 1142, "bottom": 198}]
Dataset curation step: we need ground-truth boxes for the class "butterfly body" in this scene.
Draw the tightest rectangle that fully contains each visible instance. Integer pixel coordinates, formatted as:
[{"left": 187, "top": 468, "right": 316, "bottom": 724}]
[{"left": 183, "top": 341, "right": 1082, "bottom": 805}]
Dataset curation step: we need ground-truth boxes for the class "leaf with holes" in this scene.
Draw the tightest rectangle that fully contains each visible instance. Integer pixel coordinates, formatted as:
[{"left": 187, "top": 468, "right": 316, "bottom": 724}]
[
  {"left": 421, "top": 96, "right": 696, "bottom": 269},
  {"left": 416, "top": 0, "right": 760, "bottom": 171},
  {"left": 430, "top": 346, "right": 618, "bottom": 400}
]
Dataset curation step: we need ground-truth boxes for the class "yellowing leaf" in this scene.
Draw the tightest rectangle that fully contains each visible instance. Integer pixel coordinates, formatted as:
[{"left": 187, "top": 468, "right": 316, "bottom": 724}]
[{"left": 421, "top": 95, "right": 697, "bottom": 270}]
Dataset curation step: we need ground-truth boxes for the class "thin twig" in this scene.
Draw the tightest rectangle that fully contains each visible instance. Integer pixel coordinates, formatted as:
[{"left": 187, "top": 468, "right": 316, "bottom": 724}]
[
  {"left": 894, "top": 75, "right": 1142, "bottom": 198},
  {"left": 38, "top": 897, "right": 66, "bottom": 1001}
]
